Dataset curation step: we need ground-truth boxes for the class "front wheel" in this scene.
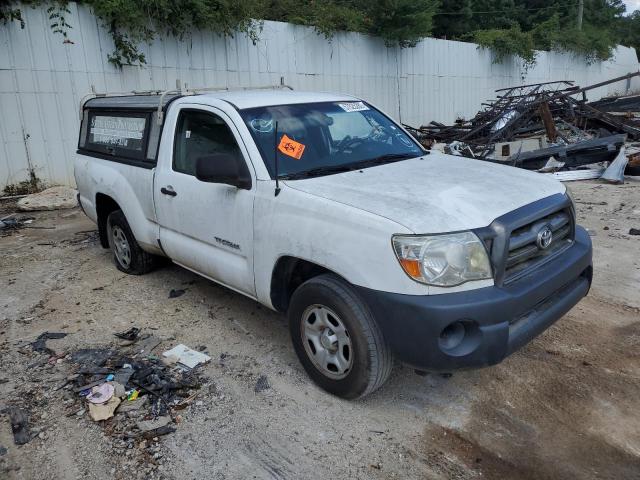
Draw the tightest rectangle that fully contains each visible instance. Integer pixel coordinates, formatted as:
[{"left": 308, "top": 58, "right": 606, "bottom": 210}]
[{"left": 288, "top": 274, "right": 393, "bottom": 399}]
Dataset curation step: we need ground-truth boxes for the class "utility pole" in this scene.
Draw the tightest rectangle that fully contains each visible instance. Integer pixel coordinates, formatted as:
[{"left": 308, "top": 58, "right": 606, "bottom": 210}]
[{"left": 577, "top": 0, "right": 584, "bottom": 30}]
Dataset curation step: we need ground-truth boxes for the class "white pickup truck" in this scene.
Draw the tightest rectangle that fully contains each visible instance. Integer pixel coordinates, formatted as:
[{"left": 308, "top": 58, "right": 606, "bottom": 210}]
[{"left": 75, "top": 87, "right": 592, "bottom": 399}]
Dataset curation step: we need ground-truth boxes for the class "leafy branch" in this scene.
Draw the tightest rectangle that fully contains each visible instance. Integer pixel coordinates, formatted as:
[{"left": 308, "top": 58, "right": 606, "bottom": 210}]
[{"left": 0, "top": 0, "right": 630, "bottom": 69}]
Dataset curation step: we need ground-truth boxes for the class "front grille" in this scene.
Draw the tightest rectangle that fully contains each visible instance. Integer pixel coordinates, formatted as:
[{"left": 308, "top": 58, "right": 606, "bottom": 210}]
[{"left": 503, "top": 209, "right": 574, "bottom": 282}]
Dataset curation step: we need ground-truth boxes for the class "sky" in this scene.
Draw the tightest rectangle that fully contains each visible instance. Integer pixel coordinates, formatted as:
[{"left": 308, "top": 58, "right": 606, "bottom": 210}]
[{"left": 624, "top": 0, "right": 640, "bottom": 13}]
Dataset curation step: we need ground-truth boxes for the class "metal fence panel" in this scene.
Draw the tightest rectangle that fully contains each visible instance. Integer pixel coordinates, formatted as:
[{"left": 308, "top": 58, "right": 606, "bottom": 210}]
[{"left": 0, "top": 3, "right": 638, "bottom": 189}]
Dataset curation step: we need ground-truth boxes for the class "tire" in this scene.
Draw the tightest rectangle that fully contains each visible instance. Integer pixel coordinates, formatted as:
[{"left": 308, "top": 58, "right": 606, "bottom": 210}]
[
  {"left": 288, "top": 274, "right": 393, "bottom": 399},
  {"left": 106, "top": 210, "right": 157, "bottom": 275}
]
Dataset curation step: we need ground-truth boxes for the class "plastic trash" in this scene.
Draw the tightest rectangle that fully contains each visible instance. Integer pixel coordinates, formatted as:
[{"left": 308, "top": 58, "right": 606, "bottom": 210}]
[
  {"left": 162, "top": 344, "right": 211, "bottom": 369},
  {"left": 87, "top": 383, "right": 115, "bottom": 404},
  {"left": 601, "top": 146, "right": 628, "bottom": 184},
  {"left": 127, "top": 389, "right": 139, "bottom": 401}
]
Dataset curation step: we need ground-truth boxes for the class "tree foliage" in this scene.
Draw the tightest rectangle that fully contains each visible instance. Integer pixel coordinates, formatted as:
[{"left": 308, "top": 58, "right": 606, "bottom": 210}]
[
  {"left": 258, "top": 0, "right": 438, "bottom": 47},
  {"left": 0, "top": 0, "right": 638, "bottom": 67},
  {"left": 89, "top": 0, "right": 263, "bottom": 67},
  {"left": 474, "top": 24, "right": 536, "bottom": 66}
]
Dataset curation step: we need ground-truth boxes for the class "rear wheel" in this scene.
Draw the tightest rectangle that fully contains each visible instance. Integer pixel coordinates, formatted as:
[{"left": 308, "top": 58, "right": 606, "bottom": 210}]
[
  {"left": 288, "top": 274, "right": 393, "bottom": 399},
  {"left": 107, "top": 210, "right": 157, "bottom": 275}
]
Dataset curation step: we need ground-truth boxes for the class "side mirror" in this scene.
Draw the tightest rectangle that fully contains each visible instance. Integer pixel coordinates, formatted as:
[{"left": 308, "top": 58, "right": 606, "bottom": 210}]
[{"left": 195, "top": 154, "right": 251, "bottom": 190}]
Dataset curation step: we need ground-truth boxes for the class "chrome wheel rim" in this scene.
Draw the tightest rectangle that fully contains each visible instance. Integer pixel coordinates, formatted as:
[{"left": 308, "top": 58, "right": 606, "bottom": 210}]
[
  {"left": 111, "top": 226, "right": 131, "bottom": 269},
  {"left": 301, "top": 305, "right": 352, "bottom": 379}
]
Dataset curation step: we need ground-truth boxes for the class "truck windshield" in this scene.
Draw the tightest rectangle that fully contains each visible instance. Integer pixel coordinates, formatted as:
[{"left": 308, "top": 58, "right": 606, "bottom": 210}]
[{"left": 239, "top": 101, "right": 423, "bottom": 179}]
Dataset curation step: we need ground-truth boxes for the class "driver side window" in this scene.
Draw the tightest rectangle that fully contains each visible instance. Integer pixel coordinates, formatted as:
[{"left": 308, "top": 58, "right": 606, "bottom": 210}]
[{"left": 174, "top": 110, "right": 243, "bottom": 176}]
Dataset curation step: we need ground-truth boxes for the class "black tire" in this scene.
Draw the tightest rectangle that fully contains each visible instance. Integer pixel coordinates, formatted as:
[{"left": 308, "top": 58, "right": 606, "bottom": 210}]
[
  {"left": 106, "top": 210, "right": 157, "bottom": 275},
  {"left": 288, "top": 274, "right": 393, "bottom": 399}
]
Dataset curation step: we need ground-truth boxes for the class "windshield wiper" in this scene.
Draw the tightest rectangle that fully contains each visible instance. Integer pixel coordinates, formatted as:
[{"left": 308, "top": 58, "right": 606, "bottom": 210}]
[
  {"left": 281, "top": 165, "right": 354, "bottom": 180},
  {"left": 280, "top": 153, "right": 419, "bottom": 180}
]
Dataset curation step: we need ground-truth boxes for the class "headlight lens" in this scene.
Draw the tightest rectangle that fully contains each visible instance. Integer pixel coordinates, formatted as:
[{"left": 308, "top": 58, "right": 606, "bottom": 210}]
[{"left": 392, "top": 232, "right": 492, "bottom": 286}]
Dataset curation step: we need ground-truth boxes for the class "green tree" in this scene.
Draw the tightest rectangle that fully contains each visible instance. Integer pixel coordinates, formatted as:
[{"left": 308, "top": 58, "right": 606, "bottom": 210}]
[
  {"left": 431, "top": 0, "right": 473, "bottom": 39},
  {"left": 361, "top": 0, "right": 439, "bottom": 47},
  {"left": 1, "top": 0, "right": 636, "bottom": 66}
]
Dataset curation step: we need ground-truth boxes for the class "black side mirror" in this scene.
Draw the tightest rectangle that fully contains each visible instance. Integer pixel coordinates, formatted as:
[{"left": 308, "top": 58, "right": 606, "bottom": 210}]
[{"left": 195, "top": 154, "right": 251, "bottom": 190}]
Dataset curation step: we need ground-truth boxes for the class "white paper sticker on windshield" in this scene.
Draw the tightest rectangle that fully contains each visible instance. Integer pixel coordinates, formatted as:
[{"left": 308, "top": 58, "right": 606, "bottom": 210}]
[{"left": 337, "top": 102, "right": 369, "bottom": 113}]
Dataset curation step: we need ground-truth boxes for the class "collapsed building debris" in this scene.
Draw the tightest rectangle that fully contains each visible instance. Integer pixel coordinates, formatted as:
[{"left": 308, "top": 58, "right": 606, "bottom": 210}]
[
  {"left": 589, "top": 93, "right": 640, "bottom": 114},
  {"left": 405, "top": 71, "right": 640, "bottom": 180}
]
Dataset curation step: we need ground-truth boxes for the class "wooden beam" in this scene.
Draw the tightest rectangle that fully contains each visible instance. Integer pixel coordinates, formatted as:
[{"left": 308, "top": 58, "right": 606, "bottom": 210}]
[{"left": 539, "top": 101, "right": 557, "bottom": 142}]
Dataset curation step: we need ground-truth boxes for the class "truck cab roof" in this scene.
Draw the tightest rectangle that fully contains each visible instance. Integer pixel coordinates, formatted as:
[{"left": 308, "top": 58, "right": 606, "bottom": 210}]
[
  {"left": 83, "top": 89, "right": 359, "bottom": 112},
  {"left": 195, "top": 90, "right": 358, "bottom": 109}
]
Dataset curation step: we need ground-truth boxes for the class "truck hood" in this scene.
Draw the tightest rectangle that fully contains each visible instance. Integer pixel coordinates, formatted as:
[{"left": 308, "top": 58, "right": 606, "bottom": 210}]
[{"left": 283, "top": 153, "right": 566, "bottom": 233}]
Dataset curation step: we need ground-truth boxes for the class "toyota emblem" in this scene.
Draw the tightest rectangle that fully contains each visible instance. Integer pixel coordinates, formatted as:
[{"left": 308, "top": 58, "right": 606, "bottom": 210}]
[{"left": 536, "top": 226, "right": 553, "bottom": 250}]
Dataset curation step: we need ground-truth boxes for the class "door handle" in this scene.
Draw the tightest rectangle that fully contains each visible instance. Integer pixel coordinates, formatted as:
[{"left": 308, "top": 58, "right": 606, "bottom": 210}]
[{"left": 160, "top": 186, "right": 177, "bottom": 197}]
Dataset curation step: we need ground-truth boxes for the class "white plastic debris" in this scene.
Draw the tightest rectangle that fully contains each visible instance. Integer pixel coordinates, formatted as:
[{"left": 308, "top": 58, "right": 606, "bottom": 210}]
[
  {"left": 542, "top": 168, "right": 606, "bottom": 181},
  {"left": 162, "top": 344, "right": 211, "bottom": 369},
  {"left": 601, "top": 146, "right": 628, "bottom": 184},
  {"left": 86, "top": 383, "right": 115, "bottom": 404},
  {"left": 538, "top": 156, "right": 566, "bottom": 172}
]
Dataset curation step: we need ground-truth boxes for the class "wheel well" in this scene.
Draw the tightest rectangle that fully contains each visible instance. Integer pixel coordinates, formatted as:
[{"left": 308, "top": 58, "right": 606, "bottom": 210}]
[
  {"left": 270, "top": 257, "right": 333, "bottom": 312},
  {"left": 95, "top": 193, "right": 121, "bottom": 248}
]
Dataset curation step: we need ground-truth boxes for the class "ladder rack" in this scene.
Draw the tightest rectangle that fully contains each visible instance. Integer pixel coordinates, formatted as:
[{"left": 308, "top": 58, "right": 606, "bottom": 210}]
[{"left": 79, "top": 79, "right": 294, "bottom": 123}]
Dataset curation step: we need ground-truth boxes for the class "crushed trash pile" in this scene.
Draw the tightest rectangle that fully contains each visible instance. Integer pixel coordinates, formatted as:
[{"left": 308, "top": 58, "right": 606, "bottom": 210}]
[
  {"left": 64, "top": 330, "right": 210, "bottom": 435},
  {"left": 2, "top": 326, "right": 212, "bottom": 475},
  {"left": 405, "top": 71, "right": 640, "bottom": 182}
]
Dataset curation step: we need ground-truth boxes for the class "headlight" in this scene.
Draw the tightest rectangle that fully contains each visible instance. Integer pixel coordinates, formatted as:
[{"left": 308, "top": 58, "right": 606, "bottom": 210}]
[{"left": 392, "top": 232, "right": 492, "bottom": 286}]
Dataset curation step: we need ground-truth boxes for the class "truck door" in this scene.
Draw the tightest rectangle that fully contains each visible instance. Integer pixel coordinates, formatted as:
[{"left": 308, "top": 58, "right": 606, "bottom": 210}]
[{"left": 154, "top": 105, "right": 256, "bottom": 297}]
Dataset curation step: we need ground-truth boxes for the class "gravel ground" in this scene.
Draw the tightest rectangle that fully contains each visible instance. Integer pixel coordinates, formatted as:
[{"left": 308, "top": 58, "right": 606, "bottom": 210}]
[{"left": 1, "top": 179, "right": 639, "bottom": 480}]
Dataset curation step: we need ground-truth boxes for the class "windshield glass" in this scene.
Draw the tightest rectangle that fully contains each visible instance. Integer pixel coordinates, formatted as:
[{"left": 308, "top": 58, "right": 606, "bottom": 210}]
[{"left": 239, "top": 101, "right": 423, "bottom": 179}]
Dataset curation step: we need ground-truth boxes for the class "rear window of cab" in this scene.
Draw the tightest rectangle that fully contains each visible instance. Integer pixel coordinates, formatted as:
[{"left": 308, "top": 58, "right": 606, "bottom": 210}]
[{"left": 83, "top": 111, "right": 151, "bottom": 161}]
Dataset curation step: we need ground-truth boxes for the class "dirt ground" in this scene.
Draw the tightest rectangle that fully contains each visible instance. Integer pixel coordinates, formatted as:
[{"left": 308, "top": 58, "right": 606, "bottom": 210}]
[{"left": 1, "top": 179, "right": 639, "bottom": 480}]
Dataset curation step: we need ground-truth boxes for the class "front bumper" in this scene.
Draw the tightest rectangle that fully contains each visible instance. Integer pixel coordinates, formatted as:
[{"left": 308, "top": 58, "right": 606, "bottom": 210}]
[{"left": 356, "top": 225, "right": 593, "bottom": 371}]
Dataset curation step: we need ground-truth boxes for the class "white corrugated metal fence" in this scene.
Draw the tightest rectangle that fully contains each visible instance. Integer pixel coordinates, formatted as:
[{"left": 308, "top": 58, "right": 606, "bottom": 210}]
[{"left": 1, "top": 2, "right": 639, "bottom": 189}]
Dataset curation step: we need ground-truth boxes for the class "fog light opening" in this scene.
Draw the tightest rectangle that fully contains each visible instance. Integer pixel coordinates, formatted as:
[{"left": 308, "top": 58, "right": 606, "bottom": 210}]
[
  {"left": 438, "top": 320, "right": 482, "bottom": 357},
  {"left": 439, "top": 321, "right": 466, "bottom": 350}
]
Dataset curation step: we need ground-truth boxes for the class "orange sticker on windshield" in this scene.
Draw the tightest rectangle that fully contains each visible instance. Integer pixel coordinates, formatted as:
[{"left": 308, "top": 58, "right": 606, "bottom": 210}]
[{"left": 278, "top": 134, "right": 306, "bottom": 160}]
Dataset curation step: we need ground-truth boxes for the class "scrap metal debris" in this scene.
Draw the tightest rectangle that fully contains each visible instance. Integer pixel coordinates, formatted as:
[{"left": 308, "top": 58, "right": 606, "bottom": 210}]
[{"left": 405, "top": 71, "right": 640, "bottom": 181}]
